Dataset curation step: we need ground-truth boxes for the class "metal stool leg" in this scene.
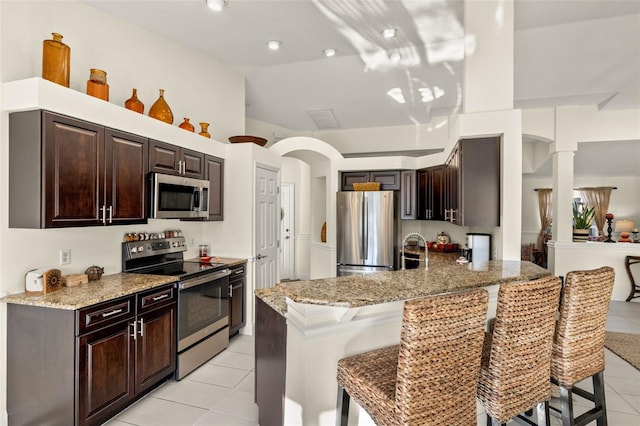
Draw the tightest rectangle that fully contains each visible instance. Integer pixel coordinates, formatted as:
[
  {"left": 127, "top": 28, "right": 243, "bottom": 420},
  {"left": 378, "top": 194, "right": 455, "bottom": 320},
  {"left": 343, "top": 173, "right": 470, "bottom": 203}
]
[
  {"left": 559, "top": 385, "right": 575, "bottom": 426},
  {"left": 593, "top": 371, "right": 607, "bottom": 426},
  {"left": 336, "top": 385, "right": 350, "bottom": 426}
]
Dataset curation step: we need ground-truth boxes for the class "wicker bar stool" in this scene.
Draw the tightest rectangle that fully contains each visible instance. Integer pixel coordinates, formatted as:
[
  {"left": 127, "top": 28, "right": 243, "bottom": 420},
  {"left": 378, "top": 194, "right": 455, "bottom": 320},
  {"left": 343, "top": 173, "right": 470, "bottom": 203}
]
[
  {"left": 336, "top": 288, "right": 489, "bottom": 426},
  {"left": 550, "top": 266, "right": 615, "bottom": 426},
  {"left": 477, "top": 275, "right": 562, "bottom": 426}
]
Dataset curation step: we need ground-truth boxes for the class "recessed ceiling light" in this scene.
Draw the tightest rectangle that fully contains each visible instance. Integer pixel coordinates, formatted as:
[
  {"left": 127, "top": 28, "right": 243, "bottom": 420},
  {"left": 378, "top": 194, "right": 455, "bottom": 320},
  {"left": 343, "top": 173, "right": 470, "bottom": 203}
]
[
  {"left": 267, "top": 40, "right": 281, "bottom": 50},
  {"left": 381, "top": 28, "right": 397, "bottom": 39},
  {"left": 323, "top": 48, "right": 336, "bottom": 57},
  {"left": 388, "top": 51, "right": 401, "bottom": 62},
  {"left": 205, "top": 0, "right": 227, "bottom": 12}
]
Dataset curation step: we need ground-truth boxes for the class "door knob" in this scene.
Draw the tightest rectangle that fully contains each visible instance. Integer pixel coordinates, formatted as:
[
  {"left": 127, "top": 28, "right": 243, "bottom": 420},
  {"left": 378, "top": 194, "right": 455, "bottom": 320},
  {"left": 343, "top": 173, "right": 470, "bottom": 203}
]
[{"left": 256, "top": 254, "right": 268, "bottom": 260}]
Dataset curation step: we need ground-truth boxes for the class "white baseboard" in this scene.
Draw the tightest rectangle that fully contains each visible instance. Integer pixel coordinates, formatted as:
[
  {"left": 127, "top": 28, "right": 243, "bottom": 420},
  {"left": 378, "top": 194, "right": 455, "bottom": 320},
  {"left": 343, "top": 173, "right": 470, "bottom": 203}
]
[{"left": 0, "top": 410, "right": 7, "bottom": 426}]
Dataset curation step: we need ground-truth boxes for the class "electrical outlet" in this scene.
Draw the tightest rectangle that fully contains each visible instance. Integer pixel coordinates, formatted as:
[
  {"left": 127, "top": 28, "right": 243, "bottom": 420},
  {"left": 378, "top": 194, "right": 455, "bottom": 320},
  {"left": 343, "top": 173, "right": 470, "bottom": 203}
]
[{"left": 60, "top": 249, "right": 71, "bottom": 265}]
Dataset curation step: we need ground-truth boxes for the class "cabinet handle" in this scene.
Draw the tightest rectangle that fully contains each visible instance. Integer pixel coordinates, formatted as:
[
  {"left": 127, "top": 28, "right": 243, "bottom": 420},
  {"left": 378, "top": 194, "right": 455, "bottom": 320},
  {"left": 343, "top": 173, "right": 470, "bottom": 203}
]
[
  {"left": 138, "top": 318, "right": 144, "bottom": 337},
  {"left": 130, "top": 320, "right": 137, "bottom": 340},
  {"left": 180, "top": 160, "right": 185, "bottom": 175},
  {"left": 229, "top": 284, "right": 233, "bottom": 298},
  {"left": 152, "top": 294, "right": 169, "bottom": 301},
  {"left": 444, "top": 209, "right": 449, "bottom": 221},
  {"left": 107, "top": 205, "right": 113, "bottom": 224},
  {"left": 102, "top": 308, "right": 123, "bottom": 318},
  {"left": 450, "top": 209, "right": 456, "bottom": 223},
  {"left": 99, "top": 206, "right": 106, "bottom": 225}
]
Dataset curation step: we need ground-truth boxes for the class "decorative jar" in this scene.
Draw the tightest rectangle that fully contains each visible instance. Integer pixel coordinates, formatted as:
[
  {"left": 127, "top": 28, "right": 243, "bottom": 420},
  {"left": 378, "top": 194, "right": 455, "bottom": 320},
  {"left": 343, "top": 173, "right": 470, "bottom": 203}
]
[
  {"left": 86, "top": 68, "right": 109, "bottom": 101},
  {"left": 199, "top": 122, "right": 211, "bottom": 138}
]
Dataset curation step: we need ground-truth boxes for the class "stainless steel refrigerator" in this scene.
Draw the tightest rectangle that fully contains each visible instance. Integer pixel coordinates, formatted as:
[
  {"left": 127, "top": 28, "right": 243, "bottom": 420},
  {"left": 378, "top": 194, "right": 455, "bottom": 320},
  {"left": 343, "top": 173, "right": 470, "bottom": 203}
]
[{"left": 337, "top": 191, "right": 398, "bottom": 276}]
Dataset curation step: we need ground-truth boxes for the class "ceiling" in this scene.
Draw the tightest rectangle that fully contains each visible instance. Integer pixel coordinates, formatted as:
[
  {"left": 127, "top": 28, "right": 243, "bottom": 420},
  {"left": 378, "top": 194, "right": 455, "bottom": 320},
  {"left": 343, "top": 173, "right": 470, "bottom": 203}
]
[
  {"left": 85, "top": 0, "right": 640, "bottom": 133},
  {"left": 84, "top": 1, "right": 640, "bottom": 178}
]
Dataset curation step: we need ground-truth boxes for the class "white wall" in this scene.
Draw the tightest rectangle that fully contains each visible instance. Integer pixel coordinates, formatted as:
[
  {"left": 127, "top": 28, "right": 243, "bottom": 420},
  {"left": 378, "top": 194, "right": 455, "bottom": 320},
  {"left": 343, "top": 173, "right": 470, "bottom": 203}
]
[{"left": 0, "top": 1, "right": 246, "bottom": 422}]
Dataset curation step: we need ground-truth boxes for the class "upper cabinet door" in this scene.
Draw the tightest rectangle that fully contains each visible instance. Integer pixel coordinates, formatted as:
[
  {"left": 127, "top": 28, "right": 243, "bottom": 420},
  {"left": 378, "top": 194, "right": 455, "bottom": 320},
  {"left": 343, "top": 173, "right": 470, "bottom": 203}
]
[
  {"left": 149, "top": 140, "right": 180, "bottom": 175},
  {"left": 370, "top": 170, "right": 400, "bottom": 190},
  {"left": 205, "top": 155, "right": 224, "bottom": 221},
  {"left": 182, "top": 148, "right": 205, "bottom": 179},
  {"left": 341, "top": 171, "right": 370, "bottom": 191},
  {"left": 105, "top": 129, "right": 148, "bottom": 225},
  {"left": 43, "top": 112, "right": 104, "bottom": 227}
]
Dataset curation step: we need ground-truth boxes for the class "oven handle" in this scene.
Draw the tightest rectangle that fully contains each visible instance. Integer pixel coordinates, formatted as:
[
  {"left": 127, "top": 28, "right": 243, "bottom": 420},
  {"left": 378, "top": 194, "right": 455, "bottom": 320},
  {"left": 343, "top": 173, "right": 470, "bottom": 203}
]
[{"left": 179, "top": 269, "right": 231, "bottom": 290}]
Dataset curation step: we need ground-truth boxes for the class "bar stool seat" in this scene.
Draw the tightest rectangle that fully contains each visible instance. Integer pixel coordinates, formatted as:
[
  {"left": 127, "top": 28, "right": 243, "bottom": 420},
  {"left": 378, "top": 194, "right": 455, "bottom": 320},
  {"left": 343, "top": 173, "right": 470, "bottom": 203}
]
[{"left": 336, "top": 288, "right": 489, "bottom": 426}]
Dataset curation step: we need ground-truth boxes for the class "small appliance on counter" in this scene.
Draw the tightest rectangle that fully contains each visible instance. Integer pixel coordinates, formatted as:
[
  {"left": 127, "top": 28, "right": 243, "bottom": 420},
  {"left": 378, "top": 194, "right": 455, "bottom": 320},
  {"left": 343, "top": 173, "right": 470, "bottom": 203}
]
[{"left": 464, "top": 233, "right": 491, "bottom": 263}]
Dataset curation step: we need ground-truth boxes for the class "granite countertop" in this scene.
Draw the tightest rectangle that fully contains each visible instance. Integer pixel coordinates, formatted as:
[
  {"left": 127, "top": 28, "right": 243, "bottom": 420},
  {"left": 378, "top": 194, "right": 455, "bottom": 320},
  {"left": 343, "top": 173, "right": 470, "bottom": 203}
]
[
  {"left": 1, "top": 273, "right": 178, "bottom": 310},
  {"left": 2, "top": 257, "right": 248, "bottom": 310},
  {"left": 255, "top": 260, "right": 550, "bottom": 316}
]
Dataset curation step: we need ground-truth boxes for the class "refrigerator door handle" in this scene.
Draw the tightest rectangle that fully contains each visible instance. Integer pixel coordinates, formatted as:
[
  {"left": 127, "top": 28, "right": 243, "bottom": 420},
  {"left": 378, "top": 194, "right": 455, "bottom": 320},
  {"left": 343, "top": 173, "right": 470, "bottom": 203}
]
[{"left": 363, "top": 195, "right": 368, "bottom": 260}]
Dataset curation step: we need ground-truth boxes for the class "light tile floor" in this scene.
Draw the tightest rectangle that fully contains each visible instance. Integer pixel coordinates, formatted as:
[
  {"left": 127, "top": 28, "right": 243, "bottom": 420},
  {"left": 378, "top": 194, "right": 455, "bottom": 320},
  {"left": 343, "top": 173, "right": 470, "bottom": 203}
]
[{"left": 106, "top": 301, "right": 640, "bottom": 426}]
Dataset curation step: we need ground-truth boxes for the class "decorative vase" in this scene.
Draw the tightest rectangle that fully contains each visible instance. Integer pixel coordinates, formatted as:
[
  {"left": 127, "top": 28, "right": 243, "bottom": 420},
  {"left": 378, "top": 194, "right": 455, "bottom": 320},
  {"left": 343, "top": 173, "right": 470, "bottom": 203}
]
[
  {"left": 149, "top": 89, "right": 174, "bottom": 124},
  {"left": 199, "top": 122, "right": 211, "bottom": 138},
  {"left": 179, "top": 118, "right": 195, "bottom": 132},
  {"left": 42, "top": 32, "right": 70, "bottom": 87},
  {"left": 572, "top": 228, "right": 590, "bottom": 243},
  {"left": 124, "top": 88, "right": 144, "bottom": 113},
  {"left": 86, "top": 68, "right": 109, "bottom": 101}
]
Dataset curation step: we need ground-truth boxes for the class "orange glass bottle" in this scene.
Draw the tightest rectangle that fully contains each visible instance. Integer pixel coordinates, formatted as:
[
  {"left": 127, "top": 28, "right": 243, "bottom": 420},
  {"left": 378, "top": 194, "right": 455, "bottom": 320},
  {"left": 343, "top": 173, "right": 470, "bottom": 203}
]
[
  {"left": 179, "top": 118, "right": 195, "bottom": 132},
  {"left": 149, "top": 89, "right": 174, "bottom": 124},
  {"left": 86, "top": 68, "right": 109, "bottom": 101},
  {"left": 124, "top": 88, "right": 144, "bottom": 113},
  {"left": 42, "top": 33, "right": 70, "bottom": 87}
]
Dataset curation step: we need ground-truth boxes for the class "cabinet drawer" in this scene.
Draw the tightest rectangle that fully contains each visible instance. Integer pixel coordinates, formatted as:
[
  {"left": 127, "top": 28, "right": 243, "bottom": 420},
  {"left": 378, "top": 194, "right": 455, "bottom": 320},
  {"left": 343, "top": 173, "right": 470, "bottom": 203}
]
[
  {"left": 77, "top": 296, "right": 135, "bottom": 336},
  {"left": 137, "top": 284, "right": 177, "bottom": 314},
  {"left": 230, "top": 264, "right": 246, "bottom": 280}
]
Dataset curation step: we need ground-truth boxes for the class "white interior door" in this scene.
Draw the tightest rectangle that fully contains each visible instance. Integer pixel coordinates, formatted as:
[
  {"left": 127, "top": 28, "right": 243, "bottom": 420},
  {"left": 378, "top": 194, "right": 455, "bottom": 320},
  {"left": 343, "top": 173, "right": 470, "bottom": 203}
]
[
  {"left": 280, "top": 183, "right": 295, "bottom": 280},
  {"left": 255, "top": 165, "right": 279, "bottom": 289}
]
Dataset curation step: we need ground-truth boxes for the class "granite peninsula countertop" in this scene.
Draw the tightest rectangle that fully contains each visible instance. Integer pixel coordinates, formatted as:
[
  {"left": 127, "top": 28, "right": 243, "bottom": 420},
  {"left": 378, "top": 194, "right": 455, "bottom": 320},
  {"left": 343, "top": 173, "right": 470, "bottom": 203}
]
[
  {"left": 255, "top": 260, "right": 550, "bottom": 316},
  {"left": 1, "top": 273, "right": 178, "bottom": 310}
]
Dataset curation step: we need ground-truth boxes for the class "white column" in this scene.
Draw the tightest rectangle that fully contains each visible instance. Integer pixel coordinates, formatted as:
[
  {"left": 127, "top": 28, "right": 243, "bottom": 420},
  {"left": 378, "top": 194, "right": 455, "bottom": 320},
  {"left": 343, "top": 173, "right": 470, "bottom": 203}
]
[
  {"left": 463, "top": 0, "right": 514, "bottom": 113},
  {"left": 551, "top": 150, "right": 575, "bottom": 243}
]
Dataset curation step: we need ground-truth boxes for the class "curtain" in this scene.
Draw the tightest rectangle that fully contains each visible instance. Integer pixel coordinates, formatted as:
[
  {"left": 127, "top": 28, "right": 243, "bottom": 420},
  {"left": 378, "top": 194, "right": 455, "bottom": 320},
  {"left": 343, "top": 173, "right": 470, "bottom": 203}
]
[
  {"left": 579, "top": 187, "right": 613, "bottom": 236},
  {"left": 537, "top": 189, "right": 552, "bottom": 251}
]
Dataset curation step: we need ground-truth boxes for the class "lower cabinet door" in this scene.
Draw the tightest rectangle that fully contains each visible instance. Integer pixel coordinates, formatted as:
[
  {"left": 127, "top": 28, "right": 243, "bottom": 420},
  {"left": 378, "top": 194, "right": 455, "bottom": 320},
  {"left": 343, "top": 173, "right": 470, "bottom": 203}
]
[
  {"left": 135, "top": 304, "right": 177, "bottom": 394},
  {"left": 230, "top": 280, "right": 245, "bottom": 336},
  {"left": 77, "top": 320, "right": 135, "bottom": 426}
]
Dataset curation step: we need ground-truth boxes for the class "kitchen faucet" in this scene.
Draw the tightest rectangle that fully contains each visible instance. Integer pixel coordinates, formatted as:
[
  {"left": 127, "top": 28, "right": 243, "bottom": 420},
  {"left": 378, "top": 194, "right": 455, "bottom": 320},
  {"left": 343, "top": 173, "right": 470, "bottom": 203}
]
[{"left": 401, "top": 233, "right": 428, "bottom": 270}]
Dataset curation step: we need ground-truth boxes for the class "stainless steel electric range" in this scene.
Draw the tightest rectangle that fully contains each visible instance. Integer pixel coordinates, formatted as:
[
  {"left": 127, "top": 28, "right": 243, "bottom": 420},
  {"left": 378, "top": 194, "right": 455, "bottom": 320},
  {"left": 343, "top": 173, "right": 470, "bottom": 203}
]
[{"left": 122, "top": 236, "right": 230, "bottom": 380}]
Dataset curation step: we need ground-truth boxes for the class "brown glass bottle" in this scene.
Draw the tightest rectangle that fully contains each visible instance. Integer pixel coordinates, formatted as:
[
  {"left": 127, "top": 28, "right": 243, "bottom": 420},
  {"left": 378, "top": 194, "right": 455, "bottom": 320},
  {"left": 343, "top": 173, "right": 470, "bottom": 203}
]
[
  {"left": 179, "top": 118, "right": 195, "bottom": 132},
  {"left": 124, "top": 88, "right": 144, "bottom": 113},
  {"left": 86, "top": 68, "right": 109, "bottom": 101},
  {"left": 199, "top": 122, "right": 211, "bottom": 138},
  {"left": 149, "top": 89, "right": 174, "bottom": 124},
  {"left": 42, "top": 33, "right": 70, "bottom": 87}
]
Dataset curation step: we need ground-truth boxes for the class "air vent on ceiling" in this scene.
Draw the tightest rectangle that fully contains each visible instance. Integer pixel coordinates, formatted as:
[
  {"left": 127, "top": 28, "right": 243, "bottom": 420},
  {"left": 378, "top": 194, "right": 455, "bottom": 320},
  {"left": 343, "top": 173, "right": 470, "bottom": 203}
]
[{"left": 307, "top": 109, "right": 340, "bottom": 130}]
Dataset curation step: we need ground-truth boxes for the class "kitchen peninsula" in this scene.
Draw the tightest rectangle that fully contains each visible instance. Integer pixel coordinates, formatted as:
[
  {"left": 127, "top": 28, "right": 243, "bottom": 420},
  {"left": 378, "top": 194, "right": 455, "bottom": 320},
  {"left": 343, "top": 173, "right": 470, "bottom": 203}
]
[{"left": 255, "top": 259, "right": 550, "bottom": 426}]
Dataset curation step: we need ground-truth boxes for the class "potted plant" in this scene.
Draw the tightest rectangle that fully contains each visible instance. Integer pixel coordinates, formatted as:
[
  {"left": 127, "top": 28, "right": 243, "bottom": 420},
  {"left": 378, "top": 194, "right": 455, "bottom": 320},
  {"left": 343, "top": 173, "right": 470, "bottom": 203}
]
[{"left": 572, "top": 202, "right": 595, "bottom": 242}]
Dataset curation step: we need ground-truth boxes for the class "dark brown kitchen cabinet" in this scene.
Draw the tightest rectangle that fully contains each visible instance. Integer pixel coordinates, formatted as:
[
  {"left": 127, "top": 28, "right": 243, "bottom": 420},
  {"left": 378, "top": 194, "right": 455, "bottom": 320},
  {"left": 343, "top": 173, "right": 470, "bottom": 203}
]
[
  {"left": 417, "top": 165, "right": 445, "bottom": 220},
  {"left": 229, "top": 263, "right": 246, "bottom": 336},
  {"left": 400, "top": 170, "right": 417, "bottom": 219},
  {"left": 7, "top": 284, "right": 177, "bottom": 426},
  {"left": 445, "top": 137, "right": 500, "bottom": 227},
  {"left": 149, "top": 139, "right": 204, "bottom": 179},
  {"left": 340, "top": 170, "right": 401, "bottom": 190},
  {"left": 8, "top": 110, "right": 147, "bottom": 228},
  {"left": 205, "top": 155, "right": 224, "bottom": 221}
]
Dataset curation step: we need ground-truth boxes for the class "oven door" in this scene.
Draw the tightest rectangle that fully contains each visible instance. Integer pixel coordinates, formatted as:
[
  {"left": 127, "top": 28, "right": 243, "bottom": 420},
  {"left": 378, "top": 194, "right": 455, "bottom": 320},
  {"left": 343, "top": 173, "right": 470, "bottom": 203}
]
[{"left": 177, "top": 269, "right": 230, "bottom": 352}]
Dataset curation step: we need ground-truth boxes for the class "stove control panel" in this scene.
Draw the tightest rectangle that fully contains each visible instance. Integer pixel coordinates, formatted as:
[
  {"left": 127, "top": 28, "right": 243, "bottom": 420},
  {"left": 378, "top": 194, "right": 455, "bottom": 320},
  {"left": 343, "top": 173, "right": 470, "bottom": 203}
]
[{"left": 122, "top": 237, "right": 187, "bottom": 260}]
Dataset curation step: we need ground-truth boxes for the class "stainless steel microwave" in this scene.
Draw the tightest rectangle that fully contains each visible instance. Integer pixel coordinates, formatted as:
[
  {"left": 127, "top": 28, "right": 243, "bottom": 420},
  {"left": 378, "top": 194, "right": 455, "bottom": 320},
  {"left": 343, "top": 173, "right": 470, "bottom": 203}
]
[{"left": 150, "top": 173, "right": 209, "bottom": 219}]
